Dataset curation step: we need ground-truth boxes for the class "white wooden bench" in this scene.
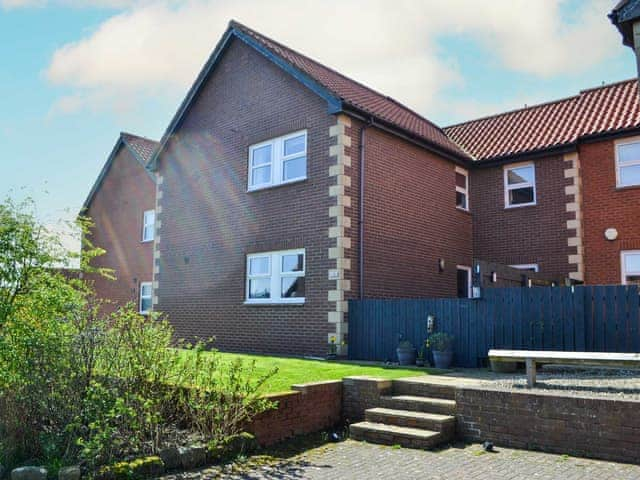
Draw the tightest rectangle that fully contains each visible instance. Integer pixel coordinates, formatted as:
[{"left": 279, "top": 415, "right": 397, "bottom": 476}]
[{"left": 488, "top": 349, "right": 640, "bottom": 388}]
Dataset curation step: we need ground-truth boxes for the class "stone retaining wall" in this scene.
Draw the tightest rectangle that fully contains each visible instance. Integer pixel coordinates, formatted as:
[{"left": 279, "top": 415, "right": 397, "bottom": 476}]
[
  {"left": 342, "top": 376, "right": 392, "bottom": 422},
  {"left": 456, "top": 386, "right": 640, "bottom": 464},
  {"left": 249, "top": 380, "right": 343, "bottom": 446}
]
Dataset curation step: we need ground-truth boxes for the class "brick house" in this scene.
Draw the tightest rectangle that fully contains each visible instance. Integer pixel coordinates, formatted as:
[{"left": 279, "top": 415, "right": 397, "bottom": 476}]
[
  {"left": 83, "top": 132, "right": 158, "bottom": 313},
  {"left": 83, "top": 22, "right": 640, "bottom": 356},
  {"left": 447, "top": 79, "right": 640, "bottom": 286}
]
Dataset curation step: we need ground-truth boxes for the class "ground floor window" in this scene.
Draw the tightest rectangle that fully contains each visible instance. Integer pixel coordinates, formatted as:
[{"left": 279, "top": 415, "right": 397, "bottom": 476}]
[
  {"left": 139, "top": 282, "right": 152, "bottom": 314},
  {"left": 246, "top": 248, "right": 305, "bottom": 304},
  {"left": 621, "top": 251, "right": 640, "bottom": 285},
  {"left": 456, "top": 265, "right": 471, "bottom": 298}
]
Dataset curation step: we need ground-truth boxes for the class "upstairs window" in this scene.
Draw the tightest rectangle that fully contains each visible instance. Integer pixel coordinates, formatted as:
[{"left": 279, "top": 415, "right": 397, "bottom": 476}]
[
  {"left": 455, "top": 167, "right": 469, "bottom": 211},
  {"left": 142, "top": 210, "right": 155, "bottom": 242},
  {"left": 616, "top": 140, "right": 640, "bottom": 187},
  {"left": 621, "top": 251, "right": 640, "bottom": 285},
  {"left": 504, "top": 163, "right": 536, "bottom": 208},
  {"left": 246, "top": 249, "right": 305, "bottom": 304},
  {"left": 248, "top": 131, "right": 307, "bottom": 190},
  {"left": 139, "top": 282, "right": 152, "bottom": 314}
]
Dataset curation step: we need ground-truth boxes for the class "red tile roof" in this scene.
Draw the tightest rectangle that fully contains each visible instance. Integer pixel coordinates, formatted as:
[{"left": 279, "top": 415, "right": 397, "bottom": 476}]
[
  {"left": 444, "top": 79, "right": 640, "bottom": 162},
  {"left": 230, "top": 21, "right": 468, "bottom": 159},
  {"left": 121, "top": 132, "right": 159, "bottom": 166}
]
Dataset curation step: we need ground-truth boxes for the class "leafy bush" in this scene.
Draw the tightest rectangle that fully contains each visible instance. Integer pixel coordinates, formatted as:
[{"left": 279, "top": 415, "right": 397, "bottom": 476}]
[
  {"left": 426, "top": 332, "right": 454, "bottom": 352},
  {"left": 0, "top": 198, "right": 276, "bottom": 473}
]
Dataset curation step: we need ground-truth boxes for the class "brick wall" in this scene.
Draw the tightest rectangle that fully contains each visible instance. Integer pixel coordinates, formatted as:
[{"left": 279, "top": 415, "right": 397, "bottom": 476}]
[
  {"left": 471, "top": 156, "right": 574, "bottom": 279},
  {"left": 352, "top": 124, "right": 473, "bottom": 298},
  {"left": 86, "top": 144, "right": 155, "bottom": 312},
  {"left": 248, "top": 380, "right": 342, "bottom": 446},
  {"left": 342, "top": 376, "right": 392, "bottom": 422},
  {"left": 155, "top": 38, "right": 334, "bottom": 356},
  {"left": 456, "top": 386, "right": 640, "bottom": 464},
  {"left": 580, "top": 137, "right": 640, "bottom": 284}
]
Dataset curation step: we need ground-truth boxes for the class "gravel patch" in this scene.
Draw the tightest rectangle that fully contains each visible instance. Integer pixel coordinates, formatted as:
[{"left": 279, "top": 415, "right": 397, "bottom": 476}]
[{"left": 477, "top": 366, "right": 640, "bottom": 399}]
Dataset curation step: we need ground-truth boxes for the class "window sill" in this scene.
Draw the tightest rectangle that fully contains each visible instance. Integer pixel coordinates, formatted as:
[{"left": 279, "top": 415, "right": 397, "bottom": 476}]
[
  {"left": 244, "top": 299, "right": 305, "bottom": 306},
  {"left": 247, "top": 177, "right": 307, "bottom": 193},
  {"left": 615, "top": 184, "right": 640, "bottom": 192},
  {"left": 141, "top": 239, "right": 154, "bottom": 244},
  {"left": 505, "top": 202, "right": 537, "bottom": 210},
  {"left": 456, "top": 207, "right": 471, "bottom": 215}
]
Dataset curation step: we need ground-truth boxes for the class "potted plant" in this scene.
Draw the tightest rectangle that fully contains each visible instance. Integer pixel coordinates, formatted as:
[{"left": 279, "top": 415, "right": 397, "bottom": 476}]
[
  {"left": 427, "top": 332, "right": 454, "bottom": 369},
  {"left": 396, "top": 339, "right": 416, "bottom": 365},
  {"left": 416, "top": 347, "right": 426, "bottom": 367}
]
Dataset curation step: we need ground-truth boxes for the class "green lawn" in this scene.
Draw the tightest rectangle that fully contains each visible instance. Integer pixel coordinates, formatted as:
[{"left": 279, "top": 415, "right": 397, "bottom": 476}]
[{"left": 182, "top": 351, "right": 434, "bottom": 393}]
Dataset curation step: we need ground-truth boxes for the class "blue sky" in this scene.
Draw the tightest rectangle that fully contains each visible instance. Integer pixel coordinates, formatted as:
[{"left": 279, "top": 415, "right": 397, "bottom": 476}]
[{"left": 0, "top": 0, "right": 635, "bottom": 238}]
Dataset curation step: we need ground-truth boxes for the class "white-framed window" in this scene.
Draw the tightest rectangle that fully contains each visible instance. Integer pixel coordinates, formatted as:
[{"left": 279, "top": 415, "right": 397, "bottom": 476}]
[
  {"left": 248, "top": 130, "right": 307, "bottom": 191},
  {"left": 142, "top": 209, "right": 155, "bottom": 242},
  {"left": 456, "top": 265, "right": 472, "bottom": 298},
  {"left": 139, "top": 282, "right": 152, "bottom": 314},
  {"left": 504, "top": 163, "right": 536, "bottom": 208},
  {"left": 455, "top": 166, "right": 469, "bottom": 211},
  {"left": 246, "top": 249, "right": 305, "bottom": 304},
  {"left": 510, "top": 264, "right": 539, "bottom": 272},
  {"left": 615, "top": 138, "right": 640, "bottom": 188},
  {"left": 621, "top": 251, "right": 640, "bottom": 285}
]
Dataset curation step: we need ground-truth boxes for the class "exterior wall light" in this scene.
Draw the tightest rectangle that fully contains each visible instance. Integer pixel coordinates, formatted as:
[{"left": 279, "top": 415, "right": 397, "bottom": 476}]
[
  {"left": 438, "top": 258, "right": 445, "bottom": 272},
  {"left": 491, "top": 271, "right": 497, "bottom": 283},
  {"left": 604, "top": 228, "right": 618, "bottom": 241}
]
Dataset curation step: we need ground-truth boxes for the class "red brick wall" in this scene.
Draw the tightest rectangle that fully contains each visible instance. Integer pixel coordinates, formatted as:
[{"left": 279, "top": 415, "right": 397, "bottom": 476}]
[
  {"left": 249, "top": 380, "right": 342, "bottom": 446},
  {"left": 155, "top": 38, "right": 334, "bottom": 356},
  {"left": 86, "top": 145, "right": 155, "bottom": 312},
  {"left": 470, "top": 156, "right": 573, "bottom": 278},
  {"left": 352, "top": 125, "right": 473, "bottom": 298},
  {"left": 580, "top": 137, "right": 640, "bottom": 284}
]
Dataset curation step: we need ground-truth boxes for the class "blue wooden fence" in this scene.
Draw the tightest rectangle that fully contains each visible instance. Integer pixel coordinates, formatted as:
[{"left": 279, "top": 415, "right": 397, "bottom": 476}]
[{"left": 348, "top": 285, "right": 640, "bottom": 367}]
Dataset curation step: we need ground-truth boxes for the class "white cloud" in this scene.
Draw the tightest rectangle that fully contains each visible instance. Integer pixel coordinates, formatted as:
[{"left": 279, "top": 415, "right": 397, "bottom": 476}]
[
  {"left": 44, "top": 0, "right": 622, "bottom": 119},
  {"left": 2, "top": 0, "right": 138, "bottom": 8}
]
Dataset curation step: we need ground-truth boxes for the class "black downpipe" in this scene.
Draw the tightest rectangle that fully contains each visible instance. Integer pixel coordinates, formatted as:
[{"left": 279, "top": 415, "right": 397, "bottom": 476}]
[{"left": 359, "top": 120, "right": 372, "bottom": 300}]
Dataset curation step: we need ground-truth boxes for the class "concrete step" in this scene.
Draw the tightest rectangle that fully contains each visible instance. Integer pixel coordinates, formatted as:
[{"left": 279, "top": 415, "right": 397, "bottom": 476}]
[
  {"left": 365, "top": 407, "right": 456, "bottom": 435},
  {"left": 392, "top": 379, "right": 456, "bottom": 399},
  {"left": 380, "top": 395, "right": 457, "bottom": 415},
  {"left": 350, "top": 421, "right": 447, "bottom": 450}
]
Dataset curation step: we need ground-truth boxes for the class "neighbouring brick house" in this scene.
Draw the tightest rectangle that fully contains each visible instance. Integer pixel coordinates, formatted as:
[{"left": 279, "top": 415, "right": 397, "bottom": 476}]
[
  {"left": 83, "top": 132, "right": 158, "bottom": 313},
  {"left": 447, "top": 79, "right": 640, "bottom": 286},
  {"left": 83, "top": 21, "right": 640, "bottom": 356}
]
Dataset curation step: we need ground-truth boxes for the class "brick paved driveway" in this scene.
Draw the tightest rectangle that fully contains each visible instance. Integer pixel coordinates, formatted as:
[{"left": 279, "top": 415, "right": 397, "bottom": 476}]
[{"left": 159, "top": 440, "right": 640, "bottom": 480}]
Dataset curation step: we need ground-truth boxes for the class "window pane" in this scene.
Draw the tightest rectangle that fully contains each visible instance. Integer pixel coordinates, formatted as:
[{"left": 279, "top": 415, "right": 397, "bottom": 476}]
[
  {"left": 456, "top": 191, "right": 467, "bottom": 209},
  {"left": 141, "top": 284, "right": 152, "bottom": 296},
  {"left": 618, "top": 143, "right": 640, "bottom": 164},
  {"left": 252, "top": 145, "right": 271, "bottom": 166},
  {"left": 145, "top": 210, "right": 155, "bottom": 226},
  {"left": 249, "top": 278, "right": 271, "bottom": 299},
  {"left": 619, "top": 164, "right": 640, "bottom": 186},
  {"left": 624, "top": 253, "right": 640, "bottom": 273},
  {"left": 251, "top": 165, "right": 271, "bottom": 185},
  {"left": 283, "top": 156, "right": 306, "bottom": 181},
  {"left": 509, "top": 187, "right": 534, "bottom": 205},
  {"left": 284, "top": 134, "right": 305, "bottom": 156},
  {"left": 143, "top": 225, "right": 154, "bottom": 241},
  {"left": 455, "top": 172, "right": 467, "bottom": 189},
  {"left": 249, "top": 256, "right": 269, "bottom": 275},
  {"left": 140, "top": 296, "right": 152, "bottom": 313},
  {"left": 282, "top": 254, "right": 304, "bottom": 273},
  {"left": 507, "top": 166, "right": 534, "bottom": 185},
  {"left": 282, "top": 277, "right": 305, "bottom": 298}
]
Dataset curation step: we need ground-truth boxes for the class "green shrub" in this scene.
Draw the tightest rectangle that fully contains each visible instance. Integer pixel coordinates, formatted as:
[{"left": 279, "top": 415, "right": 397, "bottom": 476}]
[{"left": 0, "top": 197, "right": 276, "bottom": 473}]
